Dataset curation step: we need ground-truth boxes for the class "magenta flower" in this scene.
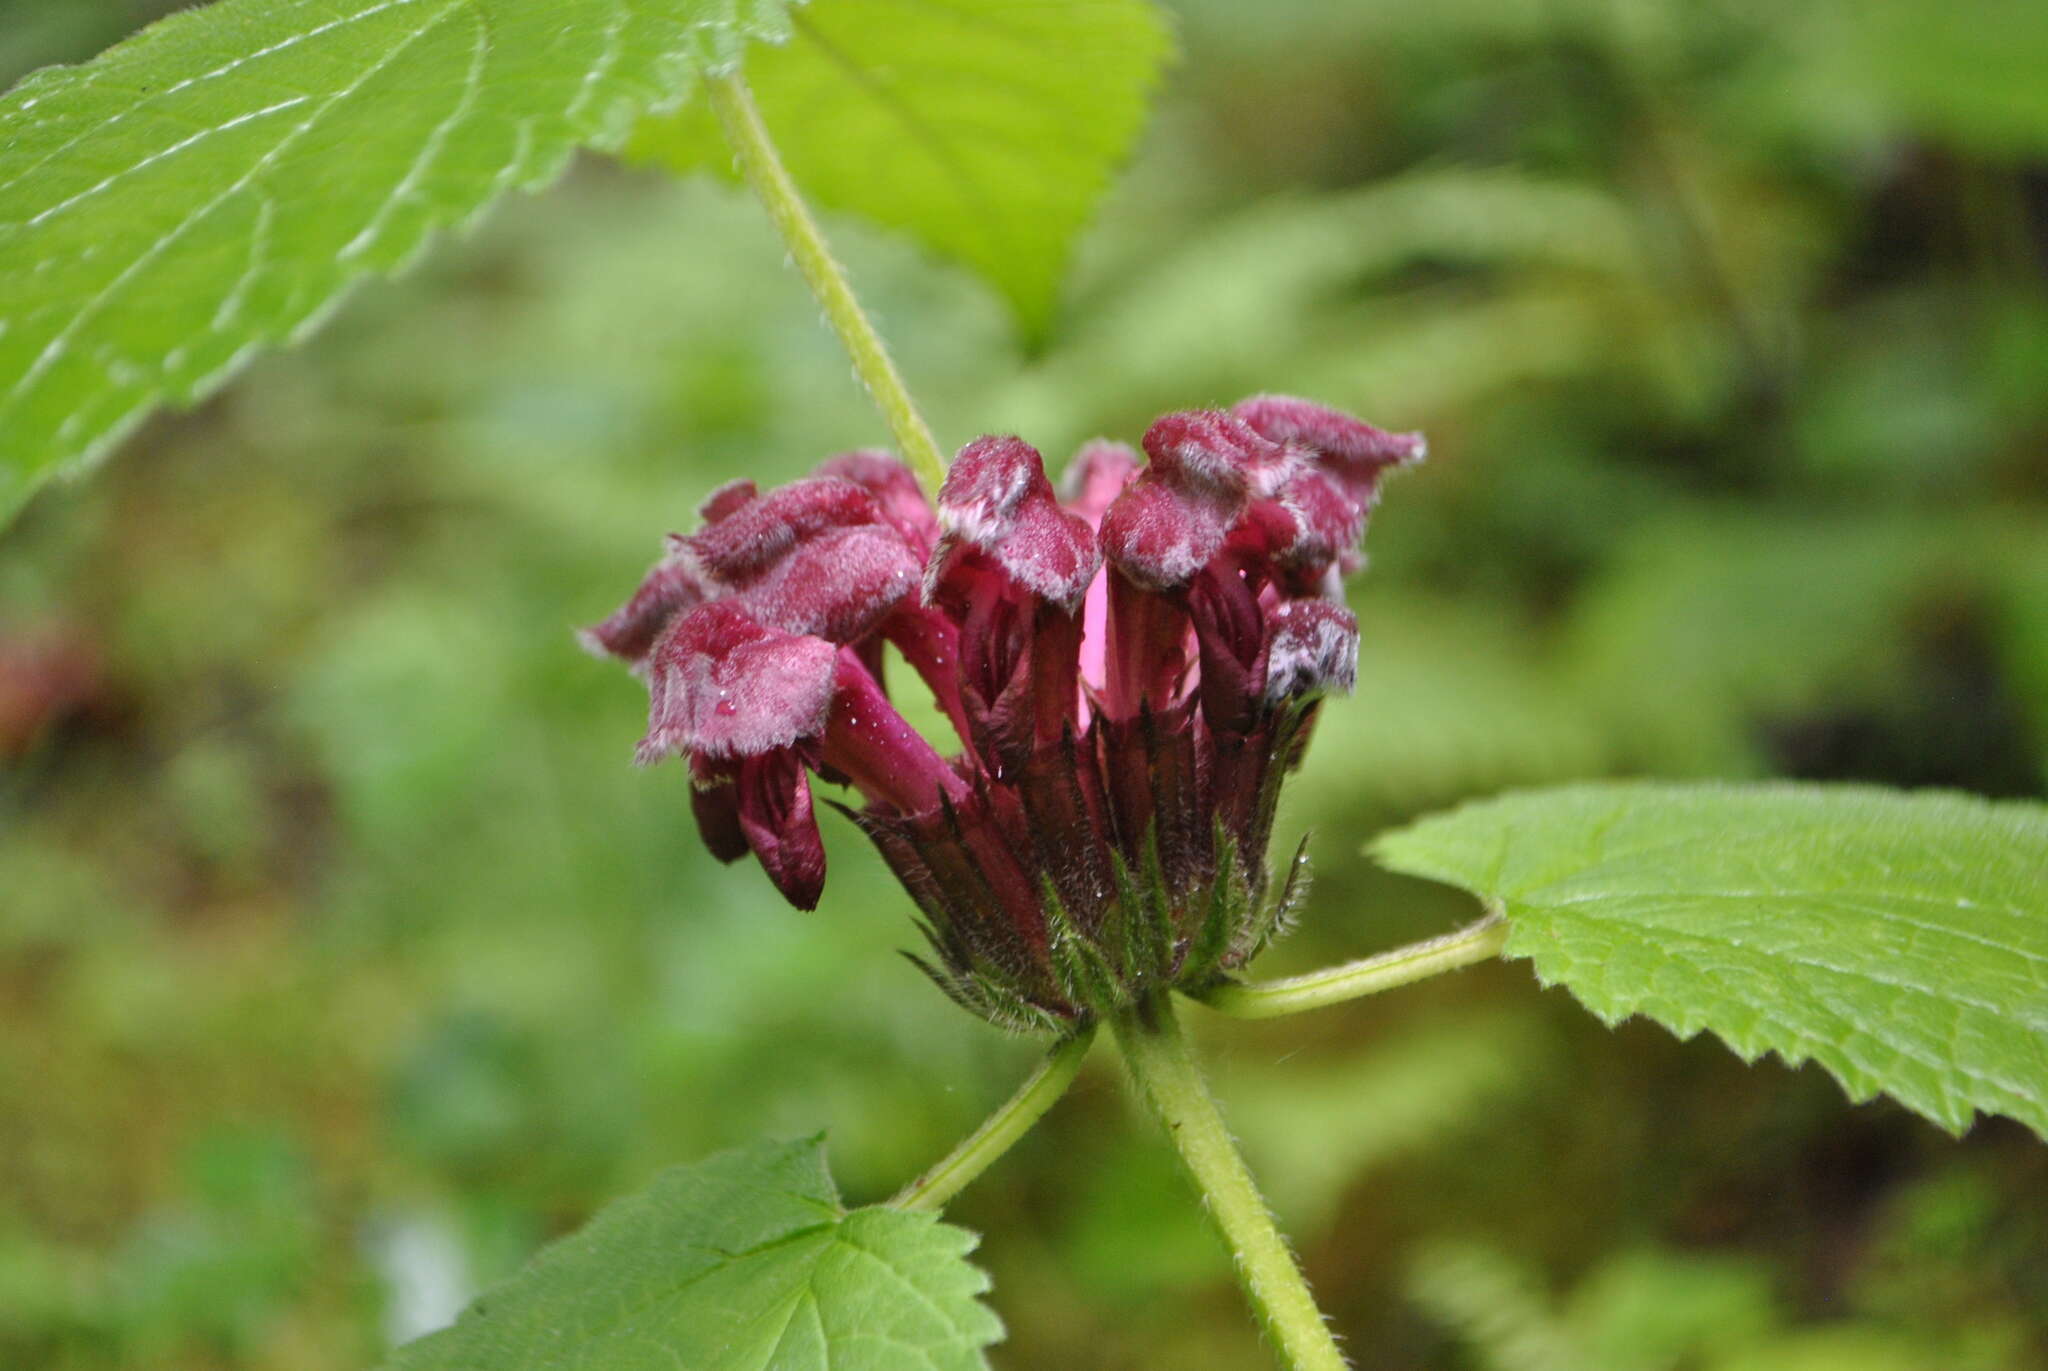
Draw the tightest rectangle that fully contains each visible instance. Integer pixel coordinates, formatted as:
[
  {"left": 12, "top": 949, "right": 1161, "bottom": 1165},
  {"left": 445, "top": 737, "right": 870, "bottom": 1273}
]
[{"left": 585, "top": 397, "right": 1423, "bottom": 1031}]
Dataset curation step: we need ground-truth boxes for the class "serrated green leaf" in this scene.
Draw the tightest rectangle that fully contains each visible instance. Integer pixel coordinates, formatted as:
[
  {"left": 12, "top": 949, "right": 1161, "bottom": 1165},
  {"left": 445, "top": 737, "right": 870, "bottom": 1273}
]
[
  {"left": 386, "top": 1136, "right": 1000, "bottom": 1370},
  {"left": 1371, "top": 783, "right": 2048, "bottom": 1139},
  {"left": 628, "top": 0, "right": 1172, "bottom": 343},
  {"left": 0, "top": 0, "right": 795, "bottom": 523}
]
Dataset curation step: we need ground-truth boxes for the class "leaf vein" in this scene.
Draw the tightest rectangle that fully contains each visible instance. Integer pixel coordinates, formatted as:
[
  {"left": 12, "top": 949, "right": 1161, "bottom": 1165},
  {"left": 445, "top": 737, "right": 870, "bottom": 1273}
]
[
  {"left": 338, "top": 0, "right": 492, "bottom": 262},
  {"left": 0, "top": 0, "right": 470, "bottom": 420},
  {"left": 0, "top": 0, "right": 430, "bottom": 200}
]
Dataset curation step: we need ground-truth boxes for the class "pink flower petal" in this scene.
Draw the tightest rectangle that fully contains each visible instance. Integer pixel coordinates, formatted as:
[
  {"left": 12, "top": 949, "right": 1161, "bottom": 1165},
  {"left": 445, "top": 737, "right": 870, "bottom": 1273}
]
[
  {"left": 675, "top": 477, "right": 923, "bottom": 645},
  {"left": 579, "top": 551, "right": 710, "bottom": 668},
  {"left": 1100, "top": 412, "right": 1298, "bottom": 591},
  {"left": 1243, "top": 465, "right": 1365, "bottom": 592},
  {"left": 1232, "top": 393, "right": 1425, "bottom": 504},
  {"left": 929, "top": 436, "right": 1098, "bottom": 612},
  {"left": 1060, "top": 440, "right": 1139, "bottom": 699},
  {"left": 814, "top": 449, "right": 939, "bottom": 555},
  {"left": 696, "top": 479, "right": 761, "bottom": 524},
  {"left": 1141, "top": 409, "right": 1291, "bottom": 494},
  {"left": 740, "top": 523, "right": 923, "bottom": 643},
  {"left": 677, "top": 477, "right": 887, "bottom": 587},
  {"left": 1099, "top": 472, "right": 1234, "bottom": 590},
  {"left": 637, "top": 603, "right": 839, "bottom": 763}
]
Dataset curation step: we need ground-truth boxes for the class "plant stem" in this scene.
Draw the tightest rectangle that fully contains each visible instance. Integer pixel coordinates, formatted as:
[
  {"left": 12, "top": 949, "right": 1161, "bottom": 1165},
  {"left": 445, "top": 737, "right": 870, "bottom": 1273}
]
[
  {"left": 706, "top": 72, "right": 950, "bottom": 491},
  {"left": 1196, "top": 914, "right": 1507, "bottom": 1020},
  {"left": 1111, "top": 995, "right": 1349, "bottom": 1371},
  {"left": 892, "top": 1027, "right": 1096, "bottom": 1212}
]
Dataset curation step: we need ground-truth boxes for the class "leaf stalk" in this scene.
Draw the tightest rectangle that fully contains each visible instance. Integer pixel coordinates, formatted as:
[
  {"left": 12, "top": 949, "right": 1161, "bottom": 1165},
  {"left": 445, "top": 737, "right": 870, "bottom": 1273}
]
[
  {"left": 1196, "top": 914, "right": 1508, "bottom": 1020},
  {"left": 891, "top": 1026, "right": 1096, "bottom": 1212}
]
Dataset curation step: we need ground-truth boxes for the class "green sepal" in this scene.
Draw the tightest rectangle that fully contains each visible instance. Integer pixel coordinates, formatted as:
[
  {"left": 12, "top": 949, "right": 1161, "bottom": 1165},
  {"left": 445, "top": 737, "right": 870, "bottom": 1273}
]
[
  {"left": 1233, "top": 833, "right": 1313, "bottom": 966},
  {"left": 967, "top": 969, "right": 1070, "bottom": 1037},
  {"left": 1182, "top": 821, "right": 1247, "bottom": 985},
  {"left": 1108, "top": 834, "right": 1174, "bottom": 990},
  {"left": 1043, "top": 877, "right": 1127, "bottom": 1014}
]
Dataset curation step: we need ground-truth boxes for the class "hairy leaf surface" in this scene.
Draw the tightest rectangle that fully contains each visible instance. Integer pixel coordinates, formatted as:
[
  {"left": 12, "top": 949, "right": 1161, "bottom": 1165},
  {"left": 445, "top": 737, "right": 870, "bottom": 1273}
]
[
  {"left": 387, "top": 1137, "right": 999, "bottom": 1370},
  {"left": 0, "top": 0, "right": 794, "bottom": 521},
  {"left": 1374, "top": 783, "right": 2048, "bottom": 1137}
]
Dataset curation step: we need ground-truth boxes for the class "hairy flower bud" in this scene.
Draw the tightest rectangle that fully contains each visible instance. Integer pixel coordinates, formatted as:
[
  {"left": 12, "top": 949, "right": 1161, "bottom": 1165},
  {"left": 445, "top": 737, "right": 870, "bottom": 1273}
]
[
  {"left": 588, "top": 399, "right": 1422, "bottom": 1030},
  {"left": 636, "top": 603, "right": 838, "bottom": 765}
]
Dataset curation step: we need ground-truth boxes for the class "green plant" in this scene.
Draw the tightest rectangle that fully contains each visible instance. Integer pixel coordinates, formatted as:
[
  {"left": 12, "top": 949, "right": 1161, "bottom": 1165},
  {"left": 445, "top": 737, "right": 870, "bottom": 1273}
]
[{"left": 2, "top": 4, "right": 2042, "bottom": 1369}]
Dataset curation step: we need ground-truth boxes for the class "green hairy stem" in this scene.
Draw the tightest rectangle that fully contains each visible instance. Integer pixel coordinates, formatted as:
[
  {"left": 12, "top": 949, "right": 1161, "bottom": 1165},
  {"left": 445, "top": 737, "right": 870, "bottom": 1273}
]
[
  {"left": 706, "top": 72, "right": 951, "bottom": 492},
  {"left": 1112, "top": 995, "right": 1351, "bottom": 1371}
]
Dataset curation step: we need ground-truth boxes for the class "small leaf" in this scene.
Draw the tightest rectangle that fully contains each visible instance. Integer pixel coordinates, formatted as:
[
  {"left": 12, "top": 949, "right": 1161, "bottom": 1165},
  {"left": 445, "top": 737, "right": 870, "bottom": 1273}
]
[
  {"left": 629, "top": 0, "right": 1173, "bottom": 343},
  {"left": 0, "top": 0, "right": 797, "bottom": 523},
  {"left": 1372, "top": 783, "right": 2048, "bottom": 1138},
  {"left": 386, "top": 1137, "right": 1000, "bottom": 1370}
]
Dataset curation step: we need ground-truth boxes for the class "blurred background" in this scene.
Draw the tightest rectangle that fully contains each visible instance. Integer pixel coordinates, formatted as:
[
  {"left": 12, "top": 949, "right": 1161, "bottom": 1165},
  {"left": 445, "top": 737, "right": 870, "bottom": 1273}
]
[{"left": 3, "top": 0, "right": 2046, "bottom": 1367}]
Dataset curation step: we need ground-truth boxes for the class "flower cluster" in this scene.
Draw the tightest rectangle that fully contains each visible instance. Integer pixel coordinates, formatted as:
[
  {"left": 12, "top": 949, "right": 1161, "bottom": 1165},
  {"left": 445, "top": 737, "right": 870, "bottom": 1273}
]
[{"left": 585, "top": 397, "right": 1423, "bottom": 1031}]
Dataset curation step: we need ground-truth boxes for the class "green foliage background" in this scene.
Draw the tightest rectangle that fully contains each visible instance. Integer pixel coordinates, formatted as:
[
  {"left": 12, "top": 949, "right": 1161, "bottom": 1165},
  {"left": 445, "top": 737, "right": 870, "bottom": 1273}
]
[{"left": 2, "top": 1, "right": 2045, "bottom": 1368}]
